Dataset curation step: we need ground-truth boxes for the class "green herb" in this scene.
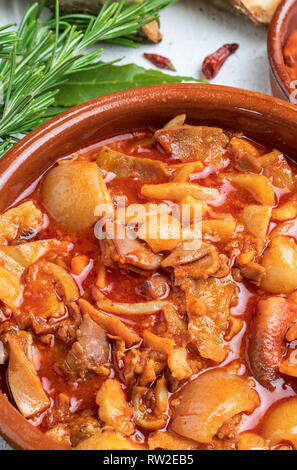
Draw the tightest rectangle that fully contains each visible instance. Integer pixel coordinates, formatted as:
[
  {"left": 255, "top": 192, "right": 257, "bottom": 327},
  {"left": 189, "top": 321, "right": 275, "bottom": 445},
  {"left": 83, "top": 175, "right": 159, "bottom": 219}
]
[
  {"left": 55, "top": 62, "right": 204, "bottom": 107},
  {"left": 0, "top": 0, "right": 179, "bottom": 157}
]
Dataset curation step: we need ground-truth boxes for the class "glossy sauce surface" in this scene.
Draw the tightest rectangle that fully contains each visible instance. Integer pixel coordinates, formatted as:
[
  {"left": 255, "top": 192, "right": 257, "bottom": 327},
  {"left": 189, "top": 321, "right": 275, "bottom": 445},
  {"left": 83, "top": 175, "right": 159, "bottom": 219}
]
[{"left": 1, "top": 124, "right": 297, "bottom": 450}]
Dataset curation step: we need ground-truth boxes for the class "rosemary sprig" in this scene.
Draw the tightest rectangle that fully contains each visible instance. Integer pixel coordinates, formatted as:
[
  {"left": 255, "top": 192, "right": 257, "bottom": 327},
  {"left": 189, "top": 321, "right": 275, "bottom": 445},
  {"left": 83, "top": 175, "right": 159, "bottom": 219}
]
[{"left": 0, "top": 0, "right": 176, "bottom": 157}]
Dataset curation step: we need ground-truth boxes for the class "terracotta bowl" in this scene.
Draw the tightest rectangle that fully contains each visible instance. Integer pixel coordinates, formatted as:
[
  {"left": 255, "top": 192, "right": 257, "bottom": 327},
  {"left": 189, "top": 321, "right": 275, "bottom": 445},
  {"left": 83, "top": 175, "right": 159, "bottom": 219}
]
[
  {"left": 268, "top": 0, "right": 297, "bottom": 101},
  {"left": 2, "top": 83, "right": 297, "bottom": 449}
]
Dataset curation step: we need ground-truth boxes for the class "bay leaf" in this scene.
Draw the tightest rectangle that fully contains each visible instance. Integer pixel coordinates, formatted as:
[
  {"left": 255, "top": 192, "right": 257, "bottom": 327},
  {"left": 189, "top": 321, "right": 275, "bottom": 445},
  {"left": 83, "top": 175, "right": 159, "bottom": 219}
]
[{"left": 55, "top": 62, "right": 204, "bottom": 107}]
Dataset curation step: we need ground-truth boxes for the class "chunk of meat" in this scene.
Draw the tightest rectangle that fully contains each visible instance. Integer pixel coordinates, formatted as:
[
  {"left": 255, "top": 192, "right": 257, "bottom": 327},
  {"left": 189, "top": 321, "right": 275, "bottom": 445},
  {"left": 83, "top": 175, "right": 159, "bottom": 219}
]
[
  {"left": 171, "top": 369, "right": 259, "bottom": 443},
  {"left": 155, "top": 125, "right": 229, "bottom": 164},
  {"left": 105, "top": 220, "right": 161, "bottom": 271},
  {"left": 96, "top": 146, "right": 168, "bottom": 180},
  {"left": 231, "top": 146, "right": 295, "bottom": 191},
  {"left": 0, "top": 201, "right": 44, "bottom": 243},
  {"left": 96, "top": 379, "right": 135, "bottom": 436},
  {"left": 64, "top": 314, "right": 110, "bottom": 379},
  {"left": 259, "top": 150, "right": 295, "bottom": 191},
  {"left": 76, "top": 427, "right": 147, "bottom": 450},
  {"left": 260, "top": 236, "right": 297, "bottom": 294},
  {"left": 248, "top": 297, "right": 297, "bottom": 390},
  {"left": 7, "top": 331, "right": 50, "bottom": 418},
  {"left": 185, "top": 277, "right": 236, "bottom": 334},
  {"left": 42, "top": 162, "right": 113, "bottom": 231},
  {"left": 184, "top": 278, "right": 237, "bottom": 362},
  {"left": 240, "top": 262, "right": 266, "bottom": 286}
]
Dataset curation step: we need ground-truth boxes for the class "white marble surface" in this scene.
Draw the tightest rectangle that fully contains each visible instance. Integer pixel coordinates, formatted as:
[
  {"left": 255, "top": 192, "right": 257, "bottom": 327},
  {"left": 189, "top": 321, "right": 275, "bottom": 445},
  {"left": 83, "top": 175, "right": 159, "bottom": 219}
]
[{"left": 0, "top": 0, "right": 271, "bottom": 451}]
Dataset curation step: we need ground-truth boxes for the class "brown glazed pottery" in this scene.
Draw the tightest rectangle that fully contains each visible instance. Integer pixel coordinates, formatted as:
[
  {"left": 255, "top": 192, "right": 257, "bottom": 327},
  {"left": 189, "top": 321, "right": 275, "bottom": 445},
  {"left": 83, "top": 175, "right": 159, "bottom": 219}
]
[
  {"left": 2, "top": 83, "right": 297, "bottom": 449},
  {"left": 268, "top": 0, "right": 297, "bottom": 101}
]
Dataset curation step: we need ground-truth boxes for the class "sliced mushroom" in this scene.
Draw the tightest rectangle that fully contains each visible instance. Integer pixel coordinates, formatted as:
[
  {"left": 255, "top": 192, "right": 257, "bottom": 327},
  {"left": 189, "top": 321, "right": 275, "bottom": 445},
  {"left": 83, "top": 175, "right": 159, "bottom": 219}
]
[
  {"left": 173, "top": 243, "right": 220, "bottom": 281},
  {"left": 78, "top": 299, "right": 140, "bottom": 347},
  {"left": 7, "top": 332, "right": 50, "bottom": 418},
  {"left": 171, "top": 369, "right": 259, "bottom": 443},
  {"left": 161, "top": 240, "right": 213, "bottom": 268},
  {"left": 42, "top": 161, "right": 113, "bottom": 231},
  {"left": 155, "top": 125, "right": 229, "bottom": 164},
  {"left": 96, "top": 146, "right": 168, "bottom": 180},
  {"left": 248, "top": 297, "right": 297, "bottom": 389}
]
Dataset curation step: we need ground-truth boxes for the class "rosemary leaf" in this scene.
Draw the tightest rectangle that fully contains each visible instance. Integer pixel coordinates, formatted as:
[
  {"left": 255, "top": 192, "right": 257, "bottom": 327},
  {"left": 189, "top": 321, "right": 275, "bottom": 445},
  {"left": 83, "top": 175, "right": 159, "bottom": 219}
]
[{"left": 0, "top": 0, "right": 178, "bottom": 157}]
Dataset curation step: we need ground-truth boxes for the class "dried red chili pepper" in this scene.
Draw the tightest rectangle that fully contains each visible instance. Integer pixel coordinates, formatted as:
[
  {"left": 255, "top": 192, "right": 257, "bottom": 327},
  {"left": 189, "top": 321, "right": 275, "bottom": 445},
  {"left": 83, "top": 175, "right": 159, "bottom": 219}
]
[
  {"left": 144, "top": 53, "right": 176, "bottom": 71},
  {"left": 202, "top": 43, "right": 239, "bottom": 80}
]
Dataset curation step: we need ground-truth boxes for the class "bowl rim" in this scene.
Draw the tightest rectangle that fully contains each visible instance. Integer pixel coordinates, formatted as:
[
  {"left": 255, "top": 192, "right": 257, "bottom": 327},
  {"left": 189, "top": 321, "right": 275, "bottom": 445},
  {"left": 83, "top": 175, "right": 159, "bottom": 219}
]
[
  {"left": 268, "top": 0, "right": 297, "bottom": 100},
  {"left": 2, "top": 82, "right": 297, "bottom": 450}
]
